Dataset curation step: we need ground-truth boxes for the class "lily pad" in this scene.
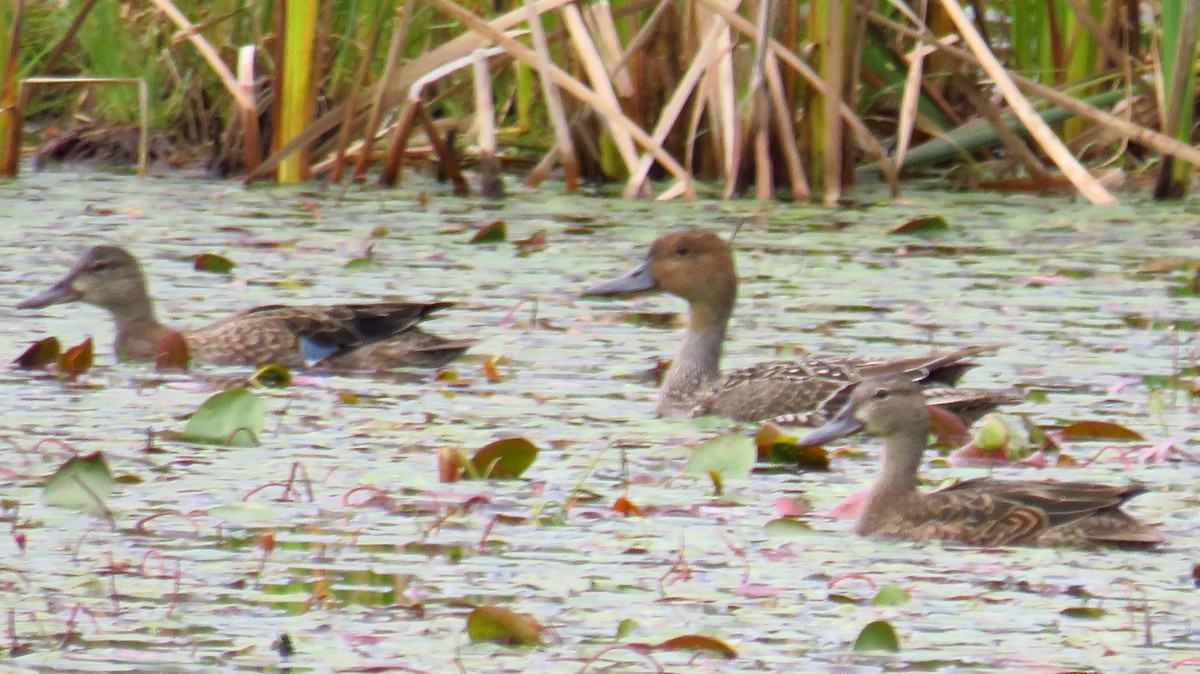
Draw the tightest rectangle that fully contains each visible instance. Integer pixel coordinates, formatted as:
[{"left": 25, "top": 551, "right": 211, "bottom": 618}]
[
  {"left": 467, "top": 437, "right": 538, "bottom": 480},
  {"left": 465, "top": 606, "right": 544, "bottom": 646},
  {"left": 683, "top": 433, "right": 755, "bottom": 480},
  {"left": 44, "top": 452, "right": 115, "bottom": 514},
  {"left": 853, "top": 619, "right": 900, "bottom": 651},
  {"left": 193, "top": 252, "right": 235, "bottom": 274},
  {"left": 890, "top": 215, "right": 948, "bottom": 236},
  {"left": 182, "top": 388, "right": 264, "bottom": 447},
  {"left": 1055, "top": 420, "right": 1144, "bottom": 442},
  {"left": 871, "top": 584, "right": 911, "bottom": 606},
  {"left": 154, "top": 330, "right": 190, "bottom": 371},
  {"left": 14, "top": 336, "right": 61, "bottom": 368},
  {"left": 58, "top": 337, "right": 93, "bottom": 379},
  {"left": 469, "top": 220, "right": 507, "bottom": 244},
  {"left": 639, "top": 634, "right": 737, "bottom": 659}
]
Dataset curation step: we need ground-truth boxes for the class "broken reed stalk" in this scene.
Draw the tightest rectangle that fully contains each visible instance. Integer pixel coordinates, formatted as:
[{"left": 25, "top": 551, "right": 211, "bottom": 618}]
[
  {"left": 523, "top": 0, "right": 578, "bottom": 193},
  {"left": 562, "top": 5, "right": 640, "bottom": 177},
  {"left": 235, "top": 46, "right": 261, "bottom": 173},
  {"left": 329, "top": 2, "right": 388, "bottom": 183},
  {"left": 145, "top": 0, "right": 254, "bottom": 112},
  {"left": 355, "top": 0, "right": 411, "bottom": 182},
  {"left": 699, "top": 0, "right": 899, "bottom": 195},
  {"left": 765, "top": 53, "right": 808, "bottom": 199},
  {"left": 472, "top": 48, "right": 504, "bottom": 198},
  {"left": 937, "top": 0, "right": 1116, "bottom": 205},
  {"left": 377, "top": 46, "right": 502, "bottom": 187}
]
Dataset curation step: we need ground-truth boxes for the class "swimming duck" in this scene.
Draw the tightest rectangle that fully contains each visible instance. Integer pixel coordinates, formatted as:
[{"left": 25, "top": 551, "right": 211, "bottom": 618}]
[
  {"left": 798, "top": 377, "right": 1164, "bottom": 547},
  {"left": 584, "top": 229, "right": 1019, "bottom": 425},
  {"left": 17, "top": 245, "right": 472, "bottom": 370}
]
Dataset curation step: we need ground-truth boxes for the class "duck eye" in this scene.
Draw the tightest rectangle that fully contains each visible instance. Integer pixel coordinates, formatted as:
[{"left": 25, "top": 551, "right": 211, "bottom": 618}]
[
  {"left": 871, "top": 388, "right": 890, "bottom": 399},
  {"left": 674, "top": 245, "right": 690, "bottom": 256}
]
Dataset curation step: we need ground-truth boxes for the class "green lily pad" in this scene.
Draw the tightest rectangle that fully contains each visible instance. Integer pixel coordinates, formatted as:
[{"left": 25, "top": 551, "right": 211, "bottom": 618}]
[
  {"left": 853, "top": 619, "right": 900, "bottom": 651},
  {"left": 183, "top": 387, "right": 264, "bottom": 447},
  {"left": 193, "top": 252, "right": 235, "bottom": 274},
  {"left": 683, "top": 433, "right": 755, "bottom": 480},
  {"left": 871, "top": 584, "right": 911, "bottom": 606},
  {"left": 467, "top": 437, "right": 538, "bottom": 480},
  {"left": 465, "top": 605, "right": 544, "bottom": 645},
  {"left": 44, "top": 452, "right": 115, "bottom": 514}
]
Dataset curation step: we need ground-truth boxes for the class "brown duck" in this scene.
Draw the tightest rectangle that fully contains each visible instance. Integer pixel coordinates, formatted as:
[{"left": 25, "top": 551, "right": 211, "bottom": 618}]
[
  {"left": 584, "top": 229, "right": 1020, "bottom": 425},
  {"left": 18, "top": 245, "right": 472, "bottom": 370},
  {"left": 797, "top": 377, "right": 1164, "bottom": 548}
]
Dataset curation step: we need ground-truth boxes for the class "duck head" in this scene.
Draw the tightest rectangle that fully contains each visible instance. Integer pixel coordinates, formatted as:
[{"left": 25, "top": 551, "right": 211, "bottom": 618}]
[
  {"left": 19, "top": 245, "right": 148, "bottom": 313},
  {"left": 797, "top": 378, "right": 929, "bottom": 446},
  {"left": 584, "top": 229, "right": 738, "bottom": 310}
]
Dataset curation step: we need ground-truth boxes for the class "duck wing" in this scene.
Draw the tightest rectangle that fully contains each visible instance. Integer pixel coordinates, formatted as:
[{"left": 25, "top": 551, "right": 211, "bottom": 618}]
[
  {"left": 695, "top": 345, "right": 1015, "bottom": 425},
  {"left": 192, "top": 302, "right": 452, "bottom": 367},
  {"left": 932, "top": 478, "right": 1161, "bottom": 546},
  {"left": 326, "top": 327, "right": 474, "bottom": 369}
]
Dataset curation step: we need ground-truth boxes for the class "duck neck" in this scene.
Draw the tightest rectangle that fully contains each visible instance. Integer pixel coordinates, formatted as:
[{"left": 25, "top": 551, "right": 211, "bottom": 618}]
[
  {"left": 662, "top": 299, "right": 732, "bottom": 403},
  {"left": 867, "top": 426, "right": 928, "bottom": 499},
  {"left": 103, "top": 286, "right": 168, "bottom": 356}
]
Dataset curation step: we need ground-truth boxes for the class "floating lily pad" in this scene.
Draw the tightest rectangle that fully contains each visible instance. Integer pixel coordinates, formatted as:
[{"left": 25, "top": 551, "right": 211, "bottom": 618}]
[
  {"left": 853, "top": 620, "right": 900, "bottom": 651},
  {"left": 1055, "top": 420, "right": 1144, "bottom": 442},
  {"left": 467, "top": 437, "right": 538, "bottom": 480},
  {"left": 194, "top": 252, "right": 235, "bottom": 274},
  {"left": 182, "top": 388, "right": 264, "bottom": 447},
  {"left": 154, "top": 330, "right": 190, "bottom": 371},
  {"left": 465, "top": 606, "right": 544, "bottom": 646},
  {"left": 890, "top": 215, "right": 948, "bottom": 236},
  {"left": 638, "top": 634, "right": 737, "bottom": 659},
  {"left": 58, "top": 337, "right": 93, "bottom": 379},
  {"left": 14, "top": 336, "right": 61, "bottom": 369},
  {"left": 683, "top": 433, "right": 755, "bottom": 480},
  {"left": 469, "top": 220, "right": 507, "bottom": 243},
  {"left": 44, "top": 452, "right": 115, "bottom": 514},
  {"left": 871, "top": 584, "right": 911, "bottom": 606}
]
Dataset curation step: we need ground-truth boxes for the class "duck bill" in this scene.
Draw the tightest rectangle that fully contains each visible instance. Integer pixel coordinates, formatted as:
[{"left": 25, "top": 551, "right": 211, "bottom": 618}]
[
  {"left": 583, "top": 260, "right": 658, "bottom": 296},
  {"left": 797, "top": 403, "right": 864, "bottom": 446},
  {"left": 18, "top": 276, "right": 81, "bottom": 309}
]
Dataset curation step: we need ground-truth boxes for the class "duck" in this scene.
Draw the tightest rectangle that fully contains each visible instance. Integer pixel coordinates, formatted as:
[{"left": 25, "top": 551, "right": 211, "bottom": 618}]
[
  {"left": 583, "top": 229, "right": 1019, "bottom": 425},
  {"left": 797, "top": 377, "right": 1164, "bottom": 547},
  {"left": 17, "top": 245, "right": 472, "bottom": 370}
]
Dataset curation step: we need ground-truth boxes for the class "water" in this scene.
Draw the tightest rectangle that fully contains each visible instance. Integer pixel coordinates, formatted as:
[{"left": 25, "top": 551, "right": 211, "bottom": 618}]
[{"left": 0, "top": 170, "right": 1196, "bottom": 672}]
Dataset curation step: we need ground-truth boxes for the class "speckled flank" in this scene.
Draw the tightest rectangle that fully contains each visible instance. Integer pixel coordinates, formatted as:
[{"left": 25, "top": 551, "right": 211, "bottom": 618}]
[
  {"left": 18, "top": 245, "right": 472, "bottom": 370},
  {"left": 587, "top": 230, "right": 1021, "bottom": 426},
  {"left": 815, "top": 378, "right": 1163, "bottom": 549}
]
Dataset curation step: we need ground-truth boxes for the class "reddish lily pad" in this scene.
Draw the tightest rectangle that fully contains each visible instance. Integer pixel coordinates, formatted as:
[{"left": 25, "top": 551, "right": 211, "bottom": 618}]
[
  {"left": 58, "top": 337, "right": 93, "bottom": 379},
  {"left": 154, "top": 330, "right": 190, "bottom": 371},
  {"left": 14, "top": 337, "right": 61, "bottom": 369},
  {"left": 193, "top": 252, "right": 235, "bottom": 274},
  {"left": 611, "top": 496, "right": 644, "bottom": 517},
  {"left": 514, "top": 229, "right": 547, "bottom": 256},
  {"left": 1054, "top": 421, "right": 1144, "bottom": 442},
  {"left": 633, "top": 634, "right": 737, "bottom": 659},
  {"left": 468, "top": 220, "right": 507, "bottom": 244}
]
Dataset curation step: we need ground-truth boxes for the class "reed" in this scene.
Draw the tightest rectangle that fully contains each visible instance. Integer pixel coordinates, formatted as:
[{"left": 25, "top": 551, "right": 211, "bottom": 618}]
[{"left": 11, "top": 0, "right": 1200, "bottom": 202}]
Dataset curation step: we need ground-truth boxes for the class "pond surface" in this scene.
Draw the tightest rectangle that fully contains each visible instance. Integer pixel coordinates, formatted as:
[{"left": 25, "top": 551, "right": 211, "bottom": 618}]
[{"left": 0, "top": 170, "right": 1197, "bottom": 672}]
